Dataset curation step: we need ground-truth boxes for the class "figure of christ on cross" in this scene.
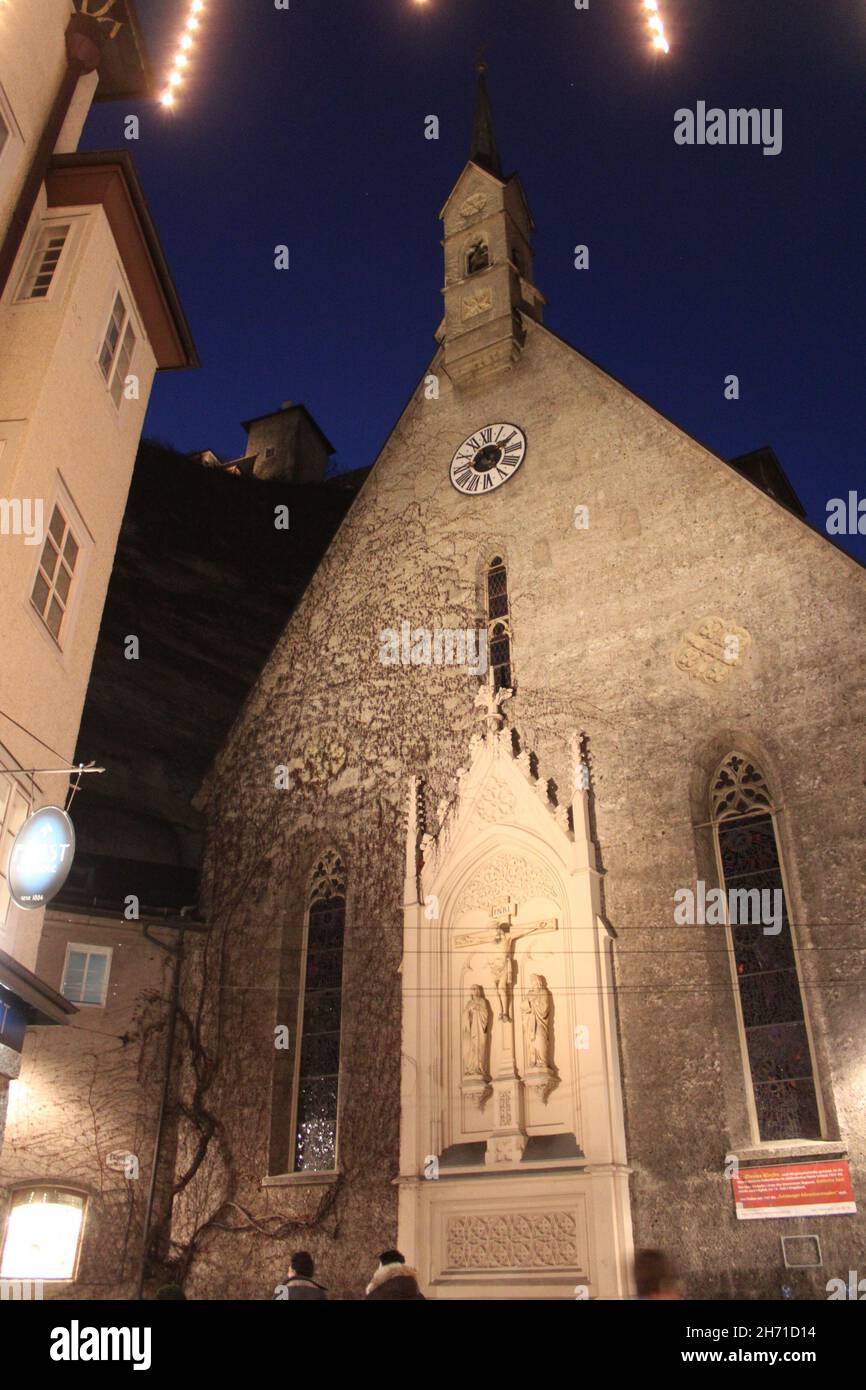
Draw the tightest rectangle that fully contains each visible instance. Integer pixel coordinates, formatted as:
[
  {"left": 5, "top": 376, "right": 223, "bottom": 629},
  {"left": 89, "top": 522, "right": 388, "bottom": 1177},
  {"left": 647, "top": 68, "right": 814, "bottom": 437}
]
[{"left": 455, "top": 899, "right": 558, "bottom": 1022}]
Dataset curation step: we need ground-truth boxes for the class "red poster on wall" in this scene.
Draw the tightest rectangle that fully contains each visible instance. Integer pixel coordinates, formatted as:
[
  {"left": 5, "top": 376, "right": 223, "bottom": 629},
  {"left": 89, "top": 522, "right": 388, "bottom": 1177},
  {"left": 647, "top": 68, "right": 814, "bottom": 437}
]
[{"left": 732, "top": 1160, "right": 856, "bottom": 1220}]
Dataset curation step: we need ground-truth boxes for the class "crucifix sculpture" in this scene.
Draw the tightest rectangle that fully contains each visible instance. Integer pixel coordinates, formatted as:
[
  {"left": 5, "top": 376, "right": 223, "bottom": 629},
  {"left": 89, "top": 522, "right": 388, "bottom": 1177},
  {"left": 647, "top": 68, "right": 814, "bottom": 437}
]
[{"left": 455, "top": 897, "right": 557, "bottom": 1021}]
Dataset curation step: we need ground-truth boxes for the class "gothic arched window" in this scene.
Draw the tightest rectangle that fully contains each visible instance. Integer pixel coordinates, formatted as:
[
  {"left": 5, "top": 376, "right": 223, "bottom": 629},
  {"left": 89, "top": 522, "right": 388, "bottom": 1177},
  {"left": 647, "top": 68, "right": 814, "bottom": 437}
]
[
  {"left": 466, "top": 240, "right": 490, "bottom": 276},
  {"left": 711, "top": 754, "right": 821, "bottom": 1142},
  {"left": 292, "top": 851, "right": 347, "bottom": 1172},
  {"left": 486, "top": 556, "right": 512, "bottom": 690}
]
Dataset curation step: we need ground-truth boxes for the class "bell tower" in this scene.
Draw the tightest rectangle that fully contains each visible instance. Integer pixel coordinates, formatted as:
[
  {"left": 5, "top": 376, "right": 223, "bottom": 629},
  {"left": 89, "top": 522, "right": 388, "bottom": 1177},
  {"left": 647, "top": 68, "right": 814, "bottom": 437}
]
[{"left": 439, "top": 64, "right": 545, "bottom": 389}]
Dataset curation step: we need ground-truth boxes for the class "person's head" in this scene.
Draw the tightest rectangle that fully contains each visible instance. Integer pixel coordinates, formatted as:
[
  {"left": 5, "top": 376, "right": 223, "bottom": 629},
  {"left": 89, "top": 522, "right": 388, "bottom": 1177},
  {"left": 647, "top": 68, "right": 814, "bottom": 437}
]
[
  {"left": 378, "top": 1250, "right": 405, "bottom": 1268},
  {"left": 290, "top": 1251, "right": 315, "bottom": 1279},
  {"left": 633, "top": 1248, "right": 681, "bottom": 1300}
]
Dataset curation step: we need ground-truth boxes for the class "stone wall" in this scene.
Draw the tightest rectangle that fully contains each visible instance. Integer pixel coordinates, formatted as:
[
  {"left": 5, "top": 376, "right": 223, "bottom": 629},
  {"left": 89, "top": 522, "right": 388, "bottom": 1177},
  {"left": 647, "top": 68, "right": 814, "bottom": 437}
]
[
  {"left": 175, "top": 318, "right": 865, "bottom": 1299},
  {"left": 0, "top": 909, "right": 175, "bottom": 1300}
]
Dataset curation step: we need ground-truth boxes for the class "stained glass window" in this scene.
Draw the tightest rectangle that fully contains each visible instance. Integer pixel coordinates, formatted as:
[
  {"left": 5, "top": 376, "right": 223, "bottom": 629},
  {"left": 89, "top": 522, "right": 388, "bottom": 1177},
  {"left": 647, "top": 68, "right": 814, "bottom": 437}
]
[
  {"left": 294, "top": 853, "right": 346, "bottom": 1172},
  {"left": 486, "top": 557, "right": 512, "bottom": 690},
  {"left": 711, "top": 754, "right": 820, "bottom": 1141}
]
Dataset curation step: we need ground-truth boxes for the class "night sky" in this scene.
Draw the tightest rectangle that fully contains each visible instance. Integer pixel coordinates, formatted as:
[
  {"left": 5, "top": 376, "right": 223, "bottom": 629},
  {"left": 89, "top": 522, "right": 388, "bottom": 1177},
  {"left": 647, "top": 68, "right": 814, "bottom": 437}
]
[{"left": 83, "top": 0, "right": 866, "bottom": 561}]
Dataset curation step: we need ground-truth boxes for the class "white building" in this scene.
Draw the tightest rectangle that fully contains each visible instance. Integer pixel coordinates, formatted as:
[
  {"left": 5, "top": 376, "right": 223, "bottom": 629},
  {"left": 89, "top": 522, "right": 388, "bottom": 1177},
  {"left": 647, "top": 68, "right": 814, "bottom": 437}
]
[{"left": 0, "top": 1, "right": 196, "bottom": 1153}]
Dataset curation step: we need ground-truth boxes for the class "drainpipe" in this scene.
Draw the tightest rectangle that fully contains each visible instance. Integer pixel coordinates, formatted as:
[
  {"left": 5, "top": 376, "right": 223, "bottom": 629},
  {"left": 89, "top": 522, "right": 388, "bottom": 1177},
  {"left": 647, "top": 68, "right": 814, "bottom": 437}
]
[
  {"left": 135, "top": 916, "right": 189, "bottom": 1301},
  {"left": 0, "top": 12, "right": 106, "bottom": 299}
]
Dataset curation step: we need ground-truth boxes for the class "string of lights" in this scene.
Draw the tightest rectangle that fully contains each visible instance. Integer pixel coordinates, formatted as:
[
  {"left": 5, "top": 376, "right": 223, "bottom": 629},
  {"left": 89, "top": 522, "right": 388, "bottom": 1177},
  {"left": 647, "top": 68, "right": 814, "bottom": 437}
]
[
  {"left": 160, "top": 0, "right": 206, "bottom": 109},
  {"left": 642, "top": 0, "right": 671, "bottom": 54}
]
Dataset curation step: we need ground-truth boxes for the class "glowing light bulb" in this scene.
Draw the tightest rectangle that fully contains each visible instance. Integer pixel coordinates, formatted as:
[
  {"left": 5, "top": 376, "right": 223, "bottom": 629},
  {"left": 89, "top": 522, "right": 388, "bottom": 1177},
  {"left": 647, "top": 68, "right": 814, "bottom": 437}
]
[
  {"left": 642, "top": 1, "right": 670, "bottom": 55},
  {"left": 160, "top": 0, "right": 210, "bottom": 112}
]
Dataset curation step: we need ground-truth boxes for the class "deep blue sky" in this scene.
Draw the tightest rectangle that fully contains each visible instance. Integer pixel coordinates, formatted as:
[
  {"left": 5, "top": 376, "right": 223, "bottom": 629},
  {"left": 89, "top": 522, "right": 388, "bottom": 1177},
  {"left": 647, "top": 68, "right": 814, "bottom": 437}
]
[{"left": 84, "top": 0, "right": 866, "bottom": 561}]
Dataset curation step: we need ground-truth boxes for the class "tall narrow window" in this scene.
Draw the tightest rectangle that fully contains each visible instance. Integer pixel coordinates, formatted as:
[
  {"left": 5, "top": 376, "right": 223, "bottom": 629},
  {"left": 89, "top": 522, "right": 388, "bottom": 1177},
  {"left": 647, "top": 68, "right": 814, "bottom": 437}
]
[
  {"left": 98, "top": 293, "right": 136, "bottom": 408},
  {"left": 486, "top": 556, "right": 512, "bottom": 690},
  {"left": 293, "top": 852, "right": 346, "bottom": 1172},
  {"left": 16, "top": 224, "right": 70, "bottom": 301},
  {"left": 711, "top": 753, "right": 821, "bottom": 1142},
  {"left": 31, "top": 502, "right": 80, "bottom": 645}
]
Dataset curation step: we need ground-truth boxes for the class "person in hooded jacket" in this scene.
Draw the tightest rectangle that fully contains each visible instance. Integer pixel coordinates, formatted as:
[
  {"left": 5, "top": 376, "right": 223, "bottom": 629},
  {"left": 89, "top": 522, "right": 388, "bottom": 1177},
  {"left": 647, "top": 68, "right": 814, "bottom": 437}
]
[
  {"left": 278, "top": 1250, "right": 328, "bottom": 1300},
  {"left": 364, "top": 1249, "right": 425, "bottom": 1300}
]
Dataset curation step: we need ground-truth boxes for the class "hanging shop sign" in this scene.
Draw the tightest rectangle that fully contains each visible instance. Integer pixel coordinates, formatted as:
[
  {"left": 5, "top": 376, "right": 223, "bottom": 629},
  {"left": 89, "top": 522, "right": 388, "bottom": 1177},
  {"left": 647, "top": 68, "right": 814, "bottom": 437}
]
[
  {"left": 732, "top": 1160, "right": 856, "bottom": 1221},
  {"left": 8, "top": 806, "right": 76, "bottom": 911}
]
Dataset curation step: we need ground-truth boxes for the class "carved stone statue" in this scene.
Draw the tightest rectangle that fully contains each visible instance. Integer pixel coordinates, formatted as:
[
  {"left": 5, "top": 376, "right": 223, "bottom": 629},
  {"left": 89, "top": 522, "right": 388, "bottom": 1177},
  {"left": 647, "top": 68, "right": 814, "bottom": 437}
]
[
  {"left": 522, "top": 974, "right": 552, "bottom": 1069},
  {"left": 462, "top": 985, "right": 491, "bottom": 1078},
  {"left": 455, "top": 916, "right": 557, "bottom": 1021}
]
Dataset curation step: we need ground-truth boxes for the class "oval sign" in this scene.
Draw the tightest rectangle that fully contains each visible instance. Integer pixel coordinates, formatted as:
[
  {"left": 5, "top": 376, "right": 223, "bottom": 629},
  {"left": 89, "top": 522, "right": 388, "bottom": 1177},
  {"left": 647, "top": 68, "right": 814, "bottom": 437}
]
[{"left": 8, "top": 806, "right": 76, "bottom": 911}]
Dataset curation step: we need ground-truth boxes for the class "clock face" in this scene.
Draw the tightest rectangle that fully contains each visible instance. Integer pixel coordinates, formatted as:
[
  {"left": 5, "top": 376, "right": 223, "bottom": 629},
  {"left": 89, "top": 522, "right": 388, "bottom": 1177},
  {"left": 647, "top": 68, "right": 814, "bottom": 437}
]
[{"left": 449, "top": 423, "right": 527, "bottom": 496}]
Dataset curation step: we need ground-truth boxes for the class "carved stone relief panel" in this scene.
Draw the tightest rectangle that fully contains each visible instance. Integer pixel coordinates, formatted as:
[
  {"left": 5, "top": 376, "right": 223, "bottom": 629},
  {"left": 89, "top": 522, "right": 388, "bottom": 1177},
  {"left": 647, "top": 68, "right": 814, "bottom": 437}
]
[
  {"left": 674, "top": 616, "right": 752, "bottom": 686},
  {"left": 459, "top": 192, "right": 488, "bottom": 220},
  {"left": 454, "top": 854, "right": 559, "bottom": 918},
  {"left": 462, "top": 289, "right": 493, "bottom": 320},
  {"left": 473, "top": 776, "right": 515, "bottom": 826},
  {"left": 446, "top": 1210, "right": 580, "bottom": 1270}
]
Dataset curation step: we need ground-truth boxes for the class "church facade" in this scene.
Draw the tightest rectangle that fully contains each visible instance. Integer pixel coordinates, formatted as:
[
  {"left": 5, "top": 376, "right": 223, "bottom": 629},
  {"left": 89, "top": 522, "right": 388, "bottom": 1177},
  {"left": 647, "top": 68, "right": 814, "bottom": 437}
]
[{"left": 169, "top": 71, "right": 866, "bottom": 1300}]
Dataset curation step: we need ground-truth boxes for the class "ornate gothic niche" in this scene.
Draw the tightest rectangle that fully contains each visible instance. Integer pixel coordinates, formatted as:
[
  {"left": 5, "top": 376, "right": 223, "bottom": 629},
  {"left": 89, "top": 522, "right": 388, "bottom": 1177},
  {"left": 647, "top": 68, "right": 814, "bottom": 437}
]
[{"left": 674, "top": 617, "right": 752, "bottom": 687}]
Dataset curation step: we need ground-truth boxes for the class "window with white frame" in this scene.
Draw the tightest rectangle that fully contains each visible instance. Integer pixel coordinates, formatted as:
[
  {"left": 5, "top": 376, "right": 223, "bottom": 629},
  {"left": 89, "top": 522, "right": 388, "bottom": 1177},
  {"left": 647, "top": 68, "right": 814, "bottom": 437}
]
[
  {"left": 15, "top": 224, "right": 71, "bottom": 301},
  {"left": 30, "top": 502, "right": 80, "bottom": 645},
  {"left": 0, "top": 777, "right": 30, "bottom": 926},
  {"left": 0, "top": 1189, "right": 86, "bottom": 1281},
  {"left": 61, "top": 945, "right": 112, "bottom": 1006},
  {"left": 98, "top": 292, "right": 136, "bottom": 407}
]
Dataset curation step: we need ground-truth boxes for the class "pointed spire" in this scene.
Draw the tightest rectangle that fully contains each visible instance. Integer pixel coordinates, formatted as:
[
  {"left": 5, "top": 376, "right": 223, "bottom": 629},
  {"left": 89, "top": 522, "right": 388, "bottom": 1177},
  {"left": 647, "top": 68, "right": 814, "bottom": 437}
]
[{"left": 469, "top": 60, "right": 503, "bottom": 180}]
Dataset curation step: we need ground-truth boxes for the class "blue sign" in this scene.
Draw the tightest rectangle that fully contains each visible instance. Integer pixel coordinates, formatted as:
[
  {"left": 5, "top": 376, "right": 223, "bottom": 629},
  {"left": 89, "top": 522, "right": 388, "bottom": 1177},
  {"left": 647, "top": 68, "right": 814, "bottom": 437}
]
[
  {"left": 8, "top": 806, "right": 75, "bottom": 911},
  {"left": 0, "top": 990, "right": 27, "bottom": 1053}
]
